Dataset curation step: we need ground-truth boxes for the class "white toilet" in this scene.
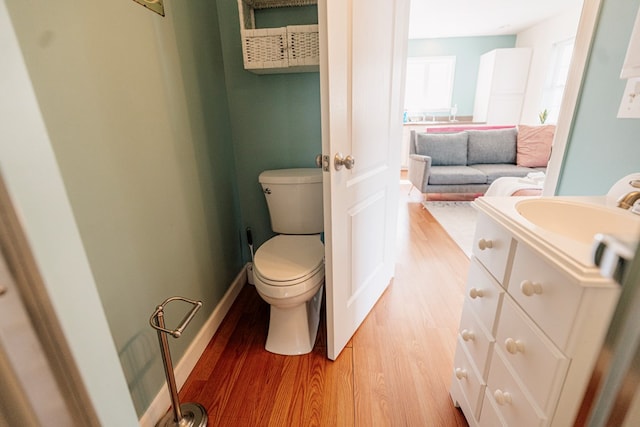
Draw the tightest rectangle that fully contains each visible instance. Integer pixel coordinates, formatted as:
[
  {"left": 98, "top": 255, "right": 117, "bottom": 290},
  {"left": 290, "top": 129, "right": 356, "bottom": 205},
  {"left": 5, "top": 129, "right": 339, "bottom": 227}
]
[{"left": 253, "top": 168, "right": 325, "bottom": 355}]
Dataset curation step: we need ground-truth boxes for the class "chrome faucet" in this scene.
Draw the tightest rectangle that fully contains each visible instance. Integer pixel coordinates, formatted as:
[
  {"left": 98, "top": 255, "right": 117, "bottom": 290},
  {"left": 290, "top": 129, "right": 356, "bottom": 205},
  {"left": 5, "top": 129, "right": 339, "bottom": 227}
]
[
  {"left": 617, "top": 191, "right": 640, "bottom": 209},
  {"left": 617, "top": 180, "right": 640, "bottom": 210}
]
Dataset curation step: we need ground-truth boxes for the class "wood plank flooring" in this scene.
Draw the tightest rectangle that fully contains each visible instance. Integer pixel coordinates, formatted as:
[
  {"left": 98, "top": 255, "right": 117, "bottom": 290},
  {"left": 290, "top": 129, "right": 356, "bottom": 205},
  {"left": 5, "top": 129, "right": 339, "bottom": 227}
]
[{"left": 179, "top": 181, "right": 470, "bottom": 426}]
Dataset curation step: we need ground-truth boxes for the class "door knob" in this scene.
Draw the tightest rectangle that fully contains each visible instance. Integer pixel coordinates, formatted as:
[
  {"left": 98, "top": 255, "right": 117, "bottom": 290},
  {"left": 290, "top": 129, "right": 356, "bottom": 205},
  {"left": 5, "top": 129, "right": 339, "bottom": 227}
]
[
  {"left": 505, "top": 337, "right": 525, "bottom": 354},
  {"left": 334, "top": 153, "right": 355, "bottom": 171},
  {"left": 454, "top": 368, "right": 467, "bottom": 380},
  {"left": 477, "top": 238, "right": 493, "bottom": 250},
  {"left": 520, "top": 280, "right": 543, "bottom": 296},
  {"left": 461, "top": 329, "right": 475, "bottom": 341},
  {"left": 494, "top": 389, "right": 512, "bottom": 405},
  {"left": 469, "top": 288, "right": 484, "bottom": 299}
]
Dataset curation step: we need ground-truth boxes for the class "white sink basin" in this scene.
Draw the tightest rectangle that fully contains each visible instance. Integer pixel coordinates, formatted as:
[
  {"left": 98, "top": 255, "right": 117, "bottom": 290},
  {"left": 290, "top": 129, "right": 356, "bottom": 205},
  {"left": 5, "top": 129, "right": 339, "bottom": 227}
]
[{"left": 516, "top": 198, "right": 640, "bottom": 244}]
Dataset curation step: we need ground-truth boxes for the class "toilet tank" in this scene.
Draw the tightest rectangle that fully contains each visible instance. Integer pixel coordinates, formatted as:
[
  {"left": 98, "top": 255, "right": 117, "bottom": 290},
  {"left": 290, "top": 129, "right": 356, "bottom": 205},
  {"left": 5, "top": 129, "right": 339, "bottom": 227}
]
[{"left": 259, "top": 168, "right": 323, "bottom": 234}]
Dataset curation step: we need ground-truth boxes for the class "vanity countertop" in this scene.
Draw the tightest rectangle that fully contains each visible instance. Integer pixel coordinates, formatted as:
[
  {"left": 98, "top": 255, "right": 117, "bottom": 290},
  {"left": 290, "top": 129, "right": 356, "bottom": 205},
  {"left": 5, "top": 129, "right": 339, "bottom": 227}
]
[{"left": 473, "top": 195, "right": 640, "bottom": 281}]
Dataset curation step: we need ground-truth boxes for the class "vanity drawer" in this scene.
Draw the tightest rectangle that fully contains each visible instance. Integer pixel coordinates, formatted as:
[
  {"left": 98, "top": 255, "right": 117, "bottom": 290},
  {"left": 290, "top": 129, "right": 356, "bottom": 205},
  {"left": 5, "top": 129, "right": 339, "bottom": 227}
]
[
  {"left": 472, "top": 213, "right": 514, "bottom": 285},
  {"left": 466, "top": 257, "right": 505, "bottom": 336},
  {"left": 452, "top": 336, "right": 486, "bottom": 420},
  {"left": 459, "top": 303, "right": 494, "bottom": 377},
  {"left": 486, "top": 348, "right": 547, "bottom": 427},
  {"left": 495, "top": 296, "right": 569, "bottom": 414},
  {"left": 508, "top": 242, "right": 584, "bottom": 351}
]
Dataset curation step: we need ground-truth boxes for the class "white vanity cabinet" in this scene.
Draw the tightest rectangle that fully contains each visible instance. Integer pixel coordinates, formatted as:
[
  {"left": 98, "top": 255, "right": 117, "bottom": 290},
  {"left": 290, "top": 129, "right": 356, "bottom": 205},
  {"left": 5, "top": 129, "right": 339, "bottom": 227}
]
[{"left": 450, "top": 202, "right": 620, "bottom": 427}]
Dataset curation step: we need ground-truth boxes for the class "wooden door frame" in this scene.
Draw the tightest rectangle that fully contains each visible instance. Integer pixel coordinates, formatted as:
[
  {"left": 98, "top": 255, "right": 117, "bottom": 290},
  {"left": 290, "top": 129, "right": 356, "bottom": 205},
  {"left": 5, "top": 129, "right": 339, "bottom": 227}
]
[
  {"left": 544, "top": 0, "right": 603, "bottom": 195},
  {"left": 0, "top": 172, "right": 101, "bottom": 426}
]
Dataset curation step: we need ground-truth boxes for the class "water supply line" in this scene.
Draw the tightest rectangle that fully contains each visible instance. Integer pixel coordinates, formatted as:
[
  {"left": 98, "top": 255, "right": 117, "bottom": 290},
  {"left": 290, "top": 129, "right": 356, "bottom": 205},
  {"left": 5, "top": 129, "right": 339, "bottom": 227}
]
[{"left": 246, "top": 227, "right": 255, "bottom": 285}]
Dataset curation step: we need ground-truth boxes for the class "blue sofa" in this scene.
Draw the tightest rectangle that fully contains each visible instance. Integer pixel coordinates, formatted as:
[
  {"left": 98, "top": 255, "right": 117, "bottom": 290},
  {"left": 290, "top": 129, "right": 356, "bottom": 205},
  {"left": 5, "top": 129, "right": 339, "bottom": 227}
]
[{"left": 408, "top": 127, "right": 546, "bottom": 197}]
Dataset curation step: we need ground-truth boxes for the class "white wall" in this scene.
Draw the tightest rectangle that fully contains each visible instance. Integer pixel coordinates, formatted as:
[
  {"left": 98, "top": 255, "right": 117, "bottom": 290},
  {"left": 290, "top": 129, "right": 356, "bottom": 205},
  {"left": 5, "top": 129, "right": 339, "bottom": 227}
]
[{"left": 516, "top": 4, "right": 583, "bottom": 124}]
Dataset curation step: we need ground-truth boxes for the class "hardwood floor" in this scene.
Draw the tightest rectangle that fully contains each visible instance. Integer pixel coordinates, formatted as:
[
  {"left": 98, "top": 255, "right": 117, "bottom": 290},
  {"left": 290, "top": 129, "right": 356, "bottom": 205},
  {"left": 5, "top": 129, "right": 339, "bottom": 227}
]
[{"left": 179, "top": 181, "right": 470, "bottom": 426}]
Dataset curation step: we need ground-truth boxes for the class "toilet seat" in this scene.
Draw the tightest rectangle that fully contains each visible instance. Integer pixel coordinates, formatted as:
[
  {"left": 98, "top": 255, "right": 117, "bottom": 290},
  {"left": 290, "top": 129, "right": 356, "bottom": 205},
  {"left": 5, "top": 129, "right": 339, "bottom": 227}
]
[
  {"left": 256, "top": 262, "right": 325, "bottom": 287},
  {"left": 253, "top": 235, "right": 325, "bottom": 299}
]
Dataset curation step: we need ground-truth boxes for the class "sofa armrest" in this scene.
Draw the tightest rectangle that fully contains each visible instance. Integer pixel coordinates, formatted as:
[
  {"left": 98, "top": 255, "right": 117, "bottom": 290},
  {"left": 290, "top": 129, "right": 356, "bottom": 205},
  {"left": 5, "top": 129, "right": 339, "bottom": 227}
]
[
  {"left": 410, "top": 130, "right": 417, "bottom": 155},
  {"left": 408, "top": 154, "right": 432, "bottom": 193}
]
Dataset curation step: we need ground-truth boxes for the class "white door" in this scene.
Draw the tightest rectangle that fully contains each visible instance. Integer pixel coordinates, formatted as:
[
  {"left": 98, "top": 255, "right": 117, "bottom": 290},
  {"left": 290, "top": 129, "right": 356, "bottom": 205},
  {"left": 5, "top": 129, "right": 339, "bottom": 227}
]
[{"left": 319, "top": 0, "right": 410, "bottom": 360}]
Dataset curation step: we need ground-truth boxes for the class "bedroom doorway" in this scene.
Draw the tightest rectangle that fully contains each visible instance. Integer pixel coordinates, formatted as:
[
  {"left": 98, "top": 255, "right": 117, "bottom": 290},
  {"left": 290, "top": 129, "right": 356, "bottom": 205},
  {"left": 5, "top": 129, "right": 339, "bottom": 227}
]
[{"left": 404, "top": 0, "right": 590, "bottom": 196}]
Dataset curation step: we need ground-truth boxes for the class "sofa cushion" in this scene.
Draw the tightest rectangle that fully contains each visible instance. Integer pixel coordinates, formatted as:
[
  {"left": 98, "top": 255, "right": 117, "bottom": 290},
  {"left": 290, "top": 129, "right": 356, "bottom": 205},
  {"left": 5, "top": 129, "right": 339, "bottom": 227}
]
[
  {"left": 415, "top": 132, "right": 468, "bottom": 166},
  {"left": 467, "top": 128, "right": 517, "bottom": 165},
  {"left": 516, "top": 124, "right": 555, "bottom": 167},
  {"left": 428, "top": 166, "right": 487, "bottom": 185},
  {"left": 470, "top": 164, "right": 543, "bottom": 184}
]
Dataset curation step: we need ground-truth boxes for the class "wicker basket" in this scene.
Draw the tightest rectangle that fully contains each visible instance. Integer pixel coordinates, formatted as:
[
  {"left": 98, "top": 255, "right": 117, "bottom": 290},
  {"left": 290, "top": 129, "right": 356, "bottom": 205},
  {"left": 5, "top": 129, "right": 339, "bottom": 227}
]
[
  {"left": 241, "top": 0, "right": 316, "bottom": 9},
  {"left": 241, "top": 27, "right": 288, "bottom": 69},
  {"left": 287, "top": 25, "right": 319, "bottom": 67},
  {"left": 238, "top": 0, "right": 319, "bottom": 73}
]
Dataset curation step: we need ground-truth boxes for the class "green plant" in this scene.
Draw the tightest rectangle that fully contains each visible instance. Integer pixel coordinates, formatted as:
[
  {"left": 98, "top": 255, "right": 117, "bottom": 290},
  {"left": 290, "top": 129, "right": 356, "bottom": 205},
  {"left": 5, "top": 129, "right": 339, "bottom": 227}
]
[{"left": 539, "top": 109, "right": 548, "bottom": 124}]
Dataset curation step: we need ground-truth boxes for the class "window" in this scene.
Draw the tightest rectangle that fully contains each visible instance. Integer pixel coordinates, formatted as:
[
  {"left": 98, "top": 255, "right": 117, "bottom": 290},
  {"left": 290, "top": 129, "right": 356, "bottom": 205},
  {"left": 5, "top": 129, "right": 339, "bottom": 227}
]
[
  {"left": 404, "top": 56, "right": 456, "bottom": 114},
  {"left": 541, "top": 38, "right": 575, "bottom": 124}
]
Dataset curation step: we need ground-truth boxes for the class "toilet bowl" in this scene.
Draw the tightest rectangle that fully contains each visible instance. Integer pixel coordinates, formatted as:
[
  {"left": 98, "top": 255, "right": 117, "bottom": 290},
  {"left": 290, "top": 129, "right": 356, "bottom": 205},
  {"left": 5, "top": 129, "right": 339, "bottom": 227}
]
[{"left": 253, "top": 234, "right": 325, "bottom": 355}]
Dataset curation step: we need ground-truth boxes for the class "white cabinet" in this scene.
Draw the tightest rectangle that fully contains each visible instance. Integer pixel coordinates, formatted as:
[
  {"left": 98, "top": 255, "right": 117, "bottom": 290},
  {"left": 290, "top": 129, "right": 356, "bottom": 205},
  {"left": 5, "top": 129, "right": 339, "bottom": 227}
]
[
  {"left": 472, "top": 48, "right": 532, "bottom": 124},
  {"left": 450, "top": 206, "right": 620, "bottom": 427}
]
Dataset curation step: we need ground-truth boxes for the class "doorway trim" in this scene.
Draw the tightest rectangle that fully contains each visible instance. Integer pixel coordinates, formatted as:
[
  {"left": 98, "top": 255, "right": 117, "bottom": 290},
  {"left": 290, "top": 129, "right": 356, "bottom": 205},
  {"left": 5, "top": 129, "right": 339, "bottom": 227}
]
[
  {"left": 0, "top": 173, "right": 100, "bottom": 426},
  {"left": 544, "top": 0, "right": 604, "bottom": 195}
]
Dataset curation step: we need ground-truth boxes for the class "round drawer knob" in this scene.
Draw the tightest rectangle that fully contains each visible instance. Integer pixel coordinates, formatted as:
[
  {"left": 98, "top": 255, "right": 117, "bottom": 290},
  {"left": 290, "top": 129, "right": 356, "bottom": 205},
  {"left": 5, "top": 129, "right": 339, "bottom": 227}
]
[
  {"left": 461, "top": 329, "right": 475, "bottom": 341},
  {"left": 477, "top": 238, "right": 493, "bottom": 250},
  {"left": 520, "top": 280, "right": 543, "bottom": 296},
  {"left": 455, "top": 368, "right": 467, "bottom": 380},
  {"left": 505, "top": 337, "right": 525, "bottom": 354},
  {"left": 494, "top": 389, "right": 512, "bottom": 405},
  {"left": 469, "top": 288, "right": 484, "bottom": 299}
]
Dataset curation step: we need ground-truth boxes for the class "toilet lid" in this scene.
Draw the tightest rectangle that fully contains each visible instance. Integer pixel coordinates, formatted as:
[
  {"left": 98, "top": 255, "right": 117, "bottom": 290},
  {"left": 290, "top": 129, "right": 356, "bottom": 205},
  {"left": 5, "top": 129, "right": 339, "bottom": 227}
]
[{"left": 254, "top": 235, "right": 324, "bottom": 285}]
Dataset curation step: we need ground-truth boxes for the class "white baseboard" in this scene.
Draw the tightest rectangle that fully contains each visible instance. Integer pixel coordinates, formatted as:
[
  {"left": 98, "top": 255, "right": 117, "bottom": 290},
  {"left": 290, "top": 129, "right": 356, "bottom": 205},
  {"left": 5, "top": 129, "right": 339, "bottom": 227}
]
[{"left": 138, "top": 264, "right": 249, "bottom": 426}]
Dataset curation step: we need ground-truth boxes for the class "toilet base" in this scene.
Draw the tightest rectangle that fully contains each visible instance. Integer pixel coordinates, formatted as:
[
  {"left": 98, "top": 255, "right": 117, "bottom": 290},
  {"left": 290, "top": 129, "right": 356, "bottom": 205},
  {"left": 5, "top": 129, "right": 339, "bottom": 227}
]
[{"left": 265, "top": 284, "right": 323, "bottom": 355}]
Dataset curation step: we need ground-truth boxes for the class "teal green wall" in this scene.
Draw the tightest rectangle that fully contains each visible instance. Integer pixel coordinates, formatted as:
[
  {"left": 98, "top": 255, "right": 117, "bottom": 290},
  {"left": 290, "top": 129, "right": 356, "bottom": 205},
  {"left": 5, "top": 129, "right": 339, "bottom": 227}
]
[
  {"left": 254, "top": 4, "right": 318, "bottom": 27},
  {"left": 408, "top": 36, "right": 516, "bottom": 117},
  {"left": 557, "top": 0, "right": 640, "bottom": 195},
  {"left": 7, "top": 0, "right": 321, "bottom": 418},
  {"left": 5, "top": 0, "right": 242, "bottom": 417},
  {"left": 217, "top": 1, "right": 322, "bottom": 256}
]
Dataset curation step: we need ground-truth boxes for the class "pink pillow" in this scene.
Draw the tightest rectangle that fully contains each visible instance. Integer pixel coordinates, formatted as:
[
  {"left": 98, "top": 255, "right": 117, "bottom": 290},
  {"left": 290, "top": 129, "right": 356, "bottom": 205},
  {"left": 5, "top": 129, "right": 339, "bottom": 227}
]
[{"left": 516, "top": 125, "right": 556, "bottom": 167}]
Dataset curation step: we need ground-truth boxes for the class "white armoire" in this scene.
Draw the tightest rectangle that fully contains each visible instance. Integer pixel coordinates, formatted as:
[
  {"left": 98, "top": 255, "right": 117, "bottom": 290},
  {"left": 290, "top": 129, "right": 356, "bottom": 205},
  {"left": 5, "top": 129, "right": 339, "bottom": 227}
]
[{"left": 472, "top": 48, "right": 532, "bottom": 125}]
